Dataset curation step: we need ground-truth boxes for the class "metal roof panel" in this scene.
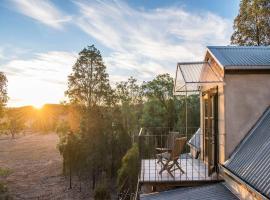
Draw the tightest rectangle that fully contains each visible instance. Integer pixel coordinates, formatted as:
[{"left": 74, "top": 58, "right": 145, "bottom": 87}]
[
  {"left": 207, "top": 46, "right": 270, "bottom": 68},
  {"left": 225, "top": 107, "right": 270, "bottom": 198},
  {"left": 140, "top": 183, "right": 238, "bottom": 200}
]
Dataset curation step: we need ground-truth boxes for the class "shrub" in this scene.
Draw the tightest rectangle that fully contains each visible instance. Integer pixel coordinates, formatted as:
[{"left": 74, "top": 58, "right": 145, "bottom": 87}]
[
  {"left": 117, "top": 144, "right": 139, "bottom": 193},
  {"left": 94, "top": 184, "right": 111, "bottom": 200},
  {"left": 0, "top": 168, "right": 12, "bottom": 177}
]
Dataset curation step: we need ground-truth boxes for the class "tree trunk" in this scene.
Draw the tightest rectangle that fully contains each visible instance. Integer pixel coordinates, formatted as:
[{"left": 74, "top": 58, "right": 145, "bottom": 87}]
[
  {"left": 63, "top": 159, "right": 66, "bottom": 176},
  {"left": 255, "top": 14, "right": 261, "bottom": 46},
  {"left": 92, "top": 173, "right": 96, "bottom": 190},
  {"left": 69, "top": 164, "right": 72, "bottom": 189}
]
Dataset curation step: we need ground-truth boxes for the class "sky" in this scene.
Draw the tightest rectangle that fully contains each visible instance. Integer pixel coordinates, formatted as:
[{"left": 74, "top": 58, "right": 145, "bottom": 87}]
[{"left": 0, "top": 0, "right": 240, "bottom": 107}]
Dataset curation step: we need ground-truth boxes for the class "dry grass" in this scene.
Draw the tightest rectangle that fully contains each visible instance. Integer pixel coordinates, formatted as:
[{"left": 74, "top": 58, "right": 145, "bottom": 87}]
[{"left": 0, "top": 133, "right": 92, "bottom": 200}]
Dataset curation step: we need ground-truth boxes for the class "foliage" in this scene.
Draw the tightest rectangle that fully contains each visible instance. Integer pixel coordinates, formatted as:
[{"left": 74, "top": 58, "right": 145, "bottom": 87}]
[
  {"left": 0, "top": 168, "right": 12, "bottom": 177},
  {"left": 94, "top": 184, "right": 111, "bottom": 200},
  {"left": 59, "top": 44, "right": 200, "bottom": 198},
  {"left": 176, "top": 95, "right": 200, "bottom": 129},
  {"left": 56, "top": 120, "right": 71, "bottom": 137},
  {"left": 140, "top": 98, "right": 167, "bottom": 127},
  {"left": 231, "top": 0, "right": 270, "bottom": 45},
  {"left": 0, "top": 181, "right": 9, "bottom": 200},
  {"left": 66, "top": 45, "right": 111, "bottom": 108},
  {"left": 4, "top": 109, "right": 25, "bottom": 138},
  {"left": 115, "top": 77, "right": 143, "bottom": 135},
  {"left": 0, "top": 72, "right": 8, "bottom": 118},
  {"left": 64, "top": 45, "right": 124, "bottom": 190},
  {"left": 115, "top": 76, "right": 143, "bottom": 105},
  {"left": 142, "top": 74, "right": 177, "bottom": 128},
  {"left": 117, "top": 144, "right": 139, "bottom": 194},
  {"left": 67, "top": 105, "right": 81, "bottom": 132},
  {"left": 0, "top": 182, "right": 8, "bottom": 193},
  {"left": 57, "top": 131, "right": 82, "bottom": 177},
  {"left": 142, "top": 74, "right": 174, "bottom": 102}
]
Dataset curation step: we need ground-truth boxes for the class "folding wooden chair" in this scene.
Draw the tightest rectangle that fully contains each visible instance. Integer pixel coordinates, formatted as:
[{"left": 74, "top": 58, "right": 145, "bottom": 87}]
[
  {"left": 155, "top": 132, "right": 179, "bottom": 164},
  {"left": 157, "top": 137, "right": 187, "bottom": 177}
]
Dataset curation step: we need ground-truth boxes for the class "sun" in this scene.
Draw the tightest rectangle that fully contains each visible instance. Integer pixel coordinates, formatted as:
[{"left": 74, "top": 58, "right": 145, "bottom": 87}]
[{"left": 32, "top": 103, "right": 44, "bottom": 110}]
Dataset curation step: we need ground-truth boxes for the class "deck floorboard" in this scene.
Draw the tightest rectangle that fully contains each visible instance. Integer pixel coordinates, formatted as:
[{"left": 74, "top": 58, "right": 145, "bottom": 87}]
[{"left": 140, "top": 157, "right": 215, "bottom": 182}]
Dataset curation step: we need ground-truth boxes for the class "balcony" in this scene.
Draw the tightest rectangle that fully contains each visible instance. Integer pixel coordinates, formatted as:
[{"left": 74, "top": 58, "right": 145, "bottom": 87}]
[{"left": 136, "top": 127, "right": 220, "bottom": 188}]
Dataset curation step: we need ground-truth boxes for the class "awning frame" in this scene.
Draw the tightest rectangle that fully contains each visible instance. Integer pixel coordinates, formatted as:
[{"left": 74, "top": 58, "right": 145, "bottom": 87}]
[{"left": 173, "top": 61, "right": 224, "bottom": 95}]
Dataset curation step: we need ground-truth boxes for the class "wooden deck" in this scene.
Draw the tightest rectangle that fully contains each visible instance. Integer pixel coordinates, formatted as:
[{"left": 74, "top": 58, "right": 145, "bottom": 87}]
[{"left": 140, "top": 156, "right": 217, "bottom": 183}]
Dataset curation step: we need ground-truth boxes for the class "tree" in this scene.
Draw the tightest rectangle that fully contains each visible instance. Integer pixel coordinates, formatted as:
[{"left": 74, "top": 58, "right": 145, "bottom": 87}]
[
  {"left": 94, "top": 184, "right": 111, "bottom": 200},
  {"left": 117, "top": 144, "right": 139, "bottom": 197},
  {"left": 0, "top": 72, "right": 8, "bottom": 118},
  {"left": 6, "top": 109, "right": 25, "bottom": 138},
  {"left": 65, "top": 45, "right": 113, "bottom": 190},
  {"left": 66, "top": 45, "right": 111, "bottom": 108},
  {"left": 231, "top": 0, "right": 270, "bottom": 46},
  {"left": 115, "top": 77, "right": 143, "bottom": 135},
  {"left": 142, "top": 74, "right": 177, "bottom": 128},
  {"left": 140, "top": 98, "right": 167, "bottom": 127},
  {"left": 57, "top": 131, "right": 82, "bottom": 188},
  {"left": 175, "top": 95, "right": 200, "bottom": 131},
  {"left": 115, "top": 77, "right": 142, "bottom": 105}
]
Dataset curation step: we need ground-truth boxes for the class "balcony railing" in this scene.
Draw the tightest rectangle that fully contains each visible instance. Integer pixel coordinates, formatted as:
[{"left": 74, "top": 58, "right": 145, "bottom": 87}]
[{"left": 135, "top": 127, "right": 219, "bottom": 184}]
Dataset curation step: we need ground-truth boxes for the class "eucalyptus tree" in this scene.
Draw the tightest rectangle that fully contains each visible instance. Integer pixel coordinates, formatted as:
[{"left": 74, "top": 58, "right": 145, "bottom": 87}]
[
  {"left": 65, "top": 45, "right": 113, "bottom": 189},
  {"left": 115, "top": 77, "right": 143, "bottom": 135},
  {"left": 66, "top": 45, "right": 111, "bottom": 109},
  {"left": 142, "top": 74, "right": 177, "bottom": 129},
  {"left": 231, "top": 0, "right": 270, "bottom": 45}
]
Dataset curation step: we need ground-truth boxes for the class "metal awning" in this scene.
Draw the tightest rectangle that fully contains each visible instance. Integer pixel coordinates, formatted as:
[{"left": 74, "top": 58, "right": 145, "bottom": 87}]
[{"left": 173, "top": 61, "right": 223, "bottom": 95}]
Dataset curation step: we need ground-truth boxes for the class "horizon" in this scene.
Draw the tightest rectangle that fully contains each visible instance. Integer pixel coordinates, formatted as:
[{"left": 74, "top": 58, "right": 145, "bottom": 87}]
[{"left": 0, "top": 0, "right": 240, "bottom": 107}]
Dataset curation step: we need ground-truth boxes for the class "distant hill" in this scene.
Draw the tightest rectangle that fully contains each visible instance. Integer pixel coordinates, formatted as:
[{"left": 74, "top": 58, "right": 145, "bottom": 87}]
[{"left": 3, "top": 104, "right": 70, "bottom": 133}]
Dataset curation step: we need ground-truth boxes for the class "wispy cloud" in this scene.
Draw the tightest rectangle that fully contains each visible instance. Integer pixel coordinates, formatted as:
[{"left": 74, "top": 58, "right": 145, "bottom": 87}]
[
  {"left": 1, "top": 51, "right": 76, "bottom": 106},
  {"left": 75, "top": 0, "right": 232, "bottom": 81},
  {"left": 2, "top": 51, "right": 76, "bottom": 77},
  {"left": 2, "top": 0, "right": 234, "bottom": 106},
  {"left": 0, "top": 48, "right": 4, "bottom": 60},
  {"left": 10, "top": 0, "right": 71, "bottom": 29}
]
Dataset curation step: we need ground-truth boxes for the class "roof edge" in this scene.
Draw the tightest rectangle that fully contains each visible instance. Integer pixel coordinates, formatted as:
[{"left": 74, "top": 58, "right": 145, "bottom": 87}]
[
  {"left": 220, "top": 165, "right": 269, "bottom": 200},
  {"left": 205, "top": 47, "right": 224, "bottom": 69}
]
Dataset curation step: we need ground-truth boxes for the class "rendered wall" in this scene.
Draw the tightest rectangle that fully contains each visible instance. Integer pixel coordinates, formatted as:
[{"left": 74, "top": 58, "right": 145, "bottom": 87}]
[{"left": 224, "top": 73, "right": 270, "bottom": 159}]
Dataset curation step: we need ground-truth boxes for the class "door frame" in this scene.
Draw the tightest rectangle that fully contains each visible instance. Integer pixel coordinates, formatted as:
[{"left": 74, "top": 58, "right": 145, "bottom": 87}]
[{"left": 202, "top": 87, "right": 219, "bottom": 175}]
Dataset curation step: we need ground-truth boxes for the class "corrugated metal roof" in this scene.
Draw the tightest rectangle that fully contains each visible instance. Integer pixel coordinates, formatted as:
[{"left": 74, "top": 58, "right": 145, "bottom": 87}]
[
  {"left": 207, "top": 46, "right": 270, "bottom": 69},
  {"left": 188, "top": 128, "right": 201, "bottom": 150},
  {"left": 140, "top": 183, "right": 238, "bottom": 200},
  {"left": 225, "top": 107, "right": 270, "bottom": 198}
]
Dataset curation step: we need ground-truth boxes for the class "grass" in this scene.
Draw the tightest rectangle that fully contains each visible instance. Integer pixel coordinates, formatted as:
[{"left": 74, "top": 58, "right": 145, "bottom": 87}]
[
  {"left": 0, "top": 168, "right": 11, "bottom": 199},
  {"left": 0, "top": 168, "right": 12, "bottom": 177}
]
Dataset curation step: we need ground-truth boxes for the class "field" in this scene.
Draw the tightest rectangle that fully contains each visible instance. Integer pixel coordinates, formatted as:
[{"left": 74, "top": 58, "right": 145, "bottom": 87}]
[{"left": 0, "top": 133, "right": 91, "bottom": 200}]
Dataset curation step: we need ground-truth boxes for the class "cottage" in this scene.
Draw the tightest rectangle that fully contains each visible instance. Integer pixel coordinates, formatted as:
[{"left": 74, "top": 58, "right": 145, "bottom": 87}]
[{"left": 139, "top": 46, "right": 270, "bottom": 200}]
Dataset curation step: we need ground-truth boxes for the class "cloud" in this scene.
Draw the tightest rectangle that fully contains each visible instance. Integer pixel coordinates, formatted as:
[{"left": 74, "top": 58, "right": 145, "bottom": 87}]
[
  {"left": 75, "top": 0, "right": 232, "bottom": 81},
  {"left": 10, "top": 0, "right": 71, "bottom": 29},
  {"left": 0, "top": 48, "right": 4, "bottom": 60},
  {"left": 2, "top": 51, "right": 76, "bottom": 77},
  {"left": 1, "top": 51, "right": 76, "bottom": 107}
]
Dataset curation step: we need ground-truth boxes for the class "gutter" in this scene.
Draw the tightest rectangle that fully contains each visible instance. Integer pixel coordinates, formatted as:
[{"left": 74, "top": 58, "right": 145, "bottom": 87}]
[{"left": 219, "top": 165, "right": 269, "bottom": 200}]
